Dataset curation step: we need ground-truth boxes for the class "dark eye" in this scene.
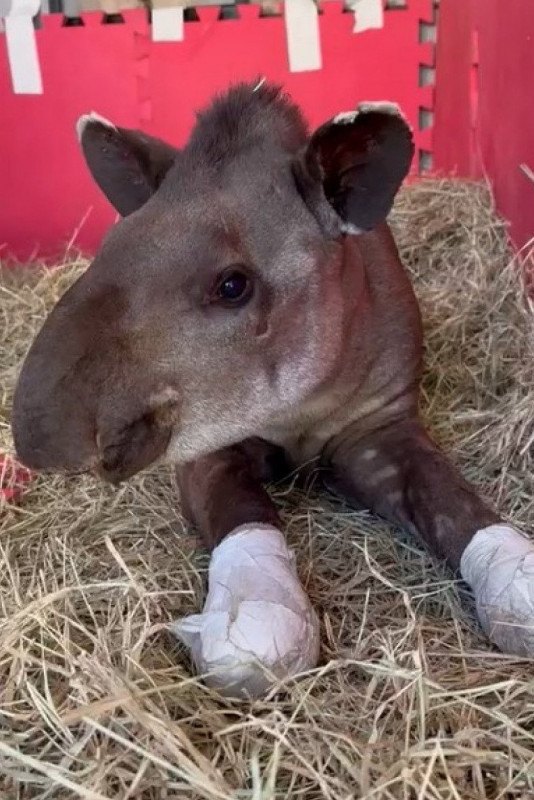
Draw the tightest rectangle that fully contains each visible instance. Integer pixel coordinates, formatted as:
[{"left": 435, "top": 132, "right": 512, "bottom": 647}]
[{"left": 215, "top": 269, "right": 252, "bottom": 305}]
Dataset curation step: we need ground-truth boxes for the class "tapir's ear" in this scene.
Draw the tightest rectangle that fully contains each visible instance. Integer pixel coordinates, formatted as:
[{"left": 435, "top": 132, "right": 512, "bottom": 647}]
[
  {"left": 298, "top": 102, "right": 414, "bottom": 234},
  {"left": 76, "top": 112, "right": 178, "bottom": 217}
]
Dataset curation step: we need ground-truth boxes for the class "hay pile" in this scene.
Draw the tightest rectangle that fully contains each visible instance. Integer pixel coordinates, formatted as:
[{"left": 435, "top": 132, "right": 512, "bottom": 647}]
[{"left": 1, "top": 180, "right": 534, "bottom": 799}]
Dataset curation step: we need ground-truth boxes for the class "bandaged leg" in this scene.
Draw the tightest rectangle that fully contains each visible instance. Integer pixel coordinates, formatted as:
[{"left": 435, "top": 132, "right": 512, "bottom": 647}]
[
  {"left": 171, "top": 523, "right": 319, "bottom": 697},
  {"left": 460, "top": 524, "right": 534, "bottom": 655},
  {"left": 327, "top": 416, "right": 534, "bottom": 657},
  {"left": 172, "top": 442, "right": 320, "bottom": 697}
]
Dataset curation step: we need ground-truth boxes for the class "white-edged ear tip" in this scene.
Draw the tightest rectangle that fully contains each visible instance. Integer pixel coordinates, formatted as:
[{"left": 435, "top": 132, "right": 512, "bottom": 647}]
[
  {"left": 333, "top": 110, "right": 359, "bottom": 126},
  {"left": 357, "top": 100, "right": 403, "bottom": 117},
  {"left": 76, "top": 111, "right": 116, "bottom": 142},
  {"left": 333, "top": 101, "right": 409, "bottom": 128},
  {"left": 358, "top": 101, "right": 413, "bottom": 135}
]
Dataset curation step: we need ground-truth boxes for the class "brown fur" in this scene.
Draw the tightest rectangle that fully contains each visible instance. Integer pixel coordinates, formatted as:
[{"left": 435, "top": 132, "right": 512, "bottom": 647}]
[{"left": 13, "top": 83, "right": 501, "bottom": 573}]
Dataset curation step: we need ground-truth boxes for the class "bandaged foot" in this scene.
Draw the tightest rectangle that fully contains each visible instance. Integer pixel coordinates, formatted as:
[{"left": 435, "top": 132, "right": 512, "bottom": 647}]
[
  {"left": 170, "top": 523, "right": 320, "bottom": 698},
  {"left": 460, "top": 524, "right": 534, "bottom": 656}
]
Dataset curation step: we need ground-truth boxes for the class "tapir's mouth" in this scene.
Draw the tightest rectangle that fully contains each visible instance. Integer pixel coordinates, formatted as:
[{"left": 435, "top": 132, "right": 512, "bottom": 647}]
[
  {"left": 93, "top": 409, "right": 175, "bottom": 485},
  {"left": 17, "top": 439, "right": 169, "bottom": 486},
  {"left": 13, "top": 406, "right": 175, "bottom": 486},
  {"left": 11, "top": 237, "right": 181, "bottom": 484},
  {"left": 13, "top": 367, "right": 180, "bottom": 484}
]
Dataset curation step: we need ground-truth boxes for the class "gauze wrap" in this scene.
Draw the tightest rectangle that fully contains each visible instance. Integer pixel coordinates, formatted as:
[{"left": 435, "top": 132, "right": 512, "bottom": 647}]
[
  {"left": 461, "top": 524, "right": 534, "bottom": 655},
  {"left": 171, "top": 524, "right": 320, "bottom": 698}
]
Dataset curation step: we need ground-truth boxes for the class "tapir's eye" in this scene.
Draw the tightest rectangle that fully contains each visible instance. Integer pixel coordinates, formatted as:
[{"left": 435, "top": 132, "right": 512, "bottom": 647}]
[{"left": 214, "top": 269, "right": 253, "bottom": 306}]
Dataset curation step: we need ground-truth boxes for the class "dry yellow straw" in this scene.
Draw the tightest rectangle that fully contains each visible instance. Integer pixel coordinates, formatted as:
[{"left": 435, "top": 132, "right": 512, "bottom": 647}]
[{"left": 1, "top": 178, "right": 533, "bottom": 799}]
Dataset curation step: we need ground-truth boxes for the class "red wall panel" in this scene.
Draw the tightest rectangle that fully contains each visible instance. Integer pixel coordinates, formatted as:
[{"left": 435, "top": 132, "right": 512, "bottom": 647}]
[
  {"left": 435, "top": 0, "right": 534, "bottom": 253},
  {"left": 433, "top": 0, "right": 477, "bottom": 178},
  {"left": 0, "top": 2, "right": 433, "bottom": 260},
  {"left": 1, "top": 13, "right": 143, "bottom": 261},
  {"left": 144, "top": 3, "right": 433, "bottom": 145},
  {"left": 475, "top": 0, "right": 534, "bottom": 254}
]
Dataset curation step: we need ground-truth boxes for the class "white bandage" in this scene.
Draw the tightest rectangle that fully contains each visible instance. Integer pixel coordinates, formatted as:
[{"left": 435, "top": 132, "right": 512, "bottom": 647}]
[
  {"left": 460, "top": 524, "right": 534, "bottom": 655},
  {"left": 170, "top": 524, "right": 320, "bottom": 698}
]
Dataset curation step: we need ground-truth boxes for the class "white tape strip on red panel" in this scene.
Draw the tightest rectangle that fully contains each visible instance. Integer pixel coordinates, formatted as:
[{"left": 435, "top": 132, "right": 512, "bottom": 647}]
[
  {"left": 149, "top": 0, "right": 236, "bottom": 43},
  {"left": 284, "top": 0, "right": 321, "bottom": 73},
  {"left": 351, "top": 0, "right": 384, "bottom": 33},
  {"left": 0, "top": 0, "right": 42, "bottom": 94},
  {"left": 151, "top": 0, "right": 184, "bottom": 42}
]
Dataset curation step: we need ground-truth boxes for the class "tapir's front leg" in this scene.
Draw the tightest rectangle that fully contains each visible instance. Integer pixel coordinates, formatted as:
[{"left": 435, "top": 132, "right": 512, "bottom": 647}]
[
  {"left": 327, "top": 417, "right": 534, "bottom": 656},
  {"left": 176, "top": 438, "right": 285, "bottom": 551},
  {"left": 172, "top": 441, "right": 319, "bottom": 697}
]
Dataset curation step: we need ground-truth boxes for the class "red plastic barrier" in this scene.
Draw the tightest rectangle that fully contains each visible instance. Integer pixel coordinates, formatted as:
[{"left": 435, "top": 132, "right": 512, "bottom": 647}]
[
  {"left": 433, "top": 0, "right": 476, "bottom": 178},
  {"left": 0, "top": 2, "right": 433, "bottom": 260},
  {"left": 434, "top": 0, "right": 534, "bottom": 254},
  {"left": 475, "top": 1, "right": 534, "bottom": 255}
]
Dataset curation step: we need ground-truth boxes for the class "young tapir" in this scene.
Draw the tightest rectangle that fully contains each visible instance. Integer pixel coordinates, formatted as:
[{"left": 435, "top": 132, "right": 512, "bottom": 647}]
[{"left": 12, "top": 83, "right": 534, "bottom": 695}]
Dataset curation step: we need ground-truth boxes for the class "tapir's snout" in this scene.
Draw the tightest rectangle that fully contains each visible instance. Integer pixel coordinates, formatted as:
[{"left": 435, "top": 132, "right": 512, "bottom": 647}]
[
  {"left": 12, "top": 275, "right": 180, "bottom": 484},
  {"left": 12, "top": 370, "right": 96, "bottom": 476},
  {"left": 12, "top": 297, "right": 99, "bottom": 475}
]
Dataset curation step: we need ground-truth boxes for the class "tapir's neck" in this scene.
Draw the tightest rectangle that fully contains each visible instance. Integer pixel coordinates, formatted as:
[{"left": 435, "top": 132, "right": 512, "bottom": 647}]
[
  {"left": 335, "top": 223, "right": 424, "bottom": 424},
  {"left": 265, "top": 224, "right": 424, "bottom": 466}
]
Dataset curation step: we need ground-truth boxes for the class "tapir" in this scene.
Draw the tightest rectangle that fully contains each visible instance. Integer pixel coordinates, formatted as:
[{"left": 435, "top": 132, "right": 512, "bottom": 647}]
[{"left": 12, "top": 83, "right": 534, "bottom": 668}]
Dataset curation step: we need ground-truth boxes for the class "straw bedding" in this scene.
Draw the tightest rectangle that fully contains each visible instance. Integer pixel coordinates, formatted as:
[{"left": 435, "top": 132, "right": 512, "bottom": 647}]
[{"left": 1, "top": 179, "right": 533, "bottom": 799}]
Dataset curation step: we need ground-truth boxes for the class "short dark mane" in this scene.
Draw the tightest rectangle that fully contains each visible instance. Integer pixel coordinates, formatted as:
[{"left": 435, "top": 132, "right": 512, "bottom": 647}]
[{"left": 187, "top": 81, "right": 309, "bottom": 164}]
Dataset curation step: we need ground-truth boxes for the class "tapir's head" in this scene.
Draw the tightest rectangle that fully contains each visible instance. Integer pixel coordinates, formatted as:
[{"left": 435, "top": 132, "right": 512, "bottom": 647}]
[{"left": 12, "top": 83, "right": 413, "bottom": 482}]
